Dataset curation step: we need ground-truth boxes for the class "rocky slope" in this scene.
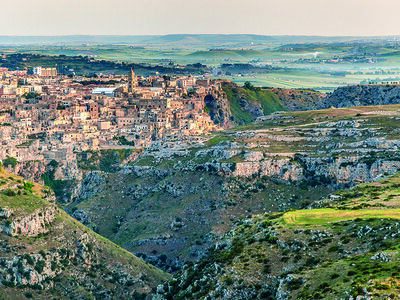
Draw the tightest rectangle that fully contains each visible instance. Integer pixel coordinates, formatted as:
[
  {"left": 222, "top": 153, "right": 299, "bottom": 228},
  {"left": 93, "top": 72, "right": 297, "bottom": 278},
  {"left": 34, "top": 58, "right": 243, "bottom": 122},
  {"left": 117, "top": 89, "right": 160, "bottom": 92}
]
[
  {"left": 65, "top": 104, "right": 400, "bottom": 272},
  {"left": 318, "top": 84, "right": 400, "bottom": 109},
  {"left": 0, "top": 166, "right": 169, "bottom": 299},
  {"left": 158, "top": 173, "right": 400, "bottom": 299}
]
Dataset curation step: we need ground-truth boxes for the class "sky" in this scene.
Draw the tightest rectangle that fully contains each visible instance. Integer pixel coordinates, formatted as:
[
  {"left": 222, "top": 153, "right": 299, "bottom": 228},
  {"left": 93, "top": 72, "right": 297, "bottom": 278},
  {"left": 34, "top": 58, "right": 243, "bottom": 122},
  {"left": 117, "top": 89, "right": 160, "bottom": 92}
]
[{"left": 2, "top": 0, "right": 399, "bottom": 36}]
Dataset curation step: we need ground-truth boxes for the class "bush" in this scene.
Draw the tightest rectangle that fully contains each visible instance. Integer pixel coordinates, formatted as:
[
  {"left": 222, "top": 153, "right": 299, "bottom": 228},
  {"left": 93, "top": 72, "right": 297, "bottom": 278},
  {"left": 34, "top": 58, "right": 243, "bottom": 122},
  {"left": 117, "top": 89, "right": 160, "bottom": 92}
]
[
  {"left": 305, "top": 257, "right": 320, "bottom": 267},
  {"left": 347, "top": 270, "right": 357, "bottom": 276},
  {"left": 327, "top": 245, "right": 340, "bottom": 253},
  {"left": 330, "top": 273, "right": 340, "bottom": 279},
  {"left": 23, "top": 254, "right": 35, "bottom": 266},
  {"left": 287, "top": 277, "right": 303, "bottom": 291},
  {"left": 3, "top": 189, "right": 16, "bottom": 197},
  {"left": 2, "top": 157, "right": 18, "bottom": 168},
  {"left": 34, "top": 260, "right": 46, "bottom": 274}
]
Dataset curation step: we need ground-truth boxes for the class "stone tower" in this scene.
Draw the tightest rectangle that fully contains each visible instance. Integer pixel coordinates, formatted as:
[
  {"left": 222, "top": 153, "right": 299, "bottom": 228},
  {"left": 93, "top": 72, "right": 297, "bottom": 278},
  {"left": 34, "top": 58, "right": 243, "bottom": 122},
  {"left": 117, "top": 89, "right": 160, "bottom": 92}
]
[{"left": 128, "top": 68, "right": 136, "bottom": 94}]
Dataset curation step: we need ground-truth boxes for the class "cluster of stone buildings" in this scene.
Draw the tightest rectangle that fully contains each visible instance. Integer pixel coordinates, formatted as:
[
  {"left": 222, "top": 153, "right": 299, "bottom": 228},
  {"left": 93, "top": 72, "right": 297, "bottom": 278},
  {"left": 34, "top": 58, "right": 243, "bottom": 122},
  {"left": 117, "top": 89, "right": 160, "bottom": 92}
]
[{"left": 0, "top": 67, "right": 223, "bottom": 171}]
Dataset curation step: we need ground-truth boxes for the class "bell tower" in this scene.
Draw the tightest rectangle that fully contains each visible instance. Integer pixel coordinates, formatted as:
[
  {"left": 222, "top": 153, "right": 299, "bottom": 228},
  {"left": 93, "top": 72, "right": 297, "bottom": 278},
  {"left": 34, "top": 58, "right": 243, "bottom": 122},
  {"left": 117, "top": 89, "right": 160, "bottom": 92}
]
[{"left": 128, "top": 68, "right": 136, "bottom": 94}]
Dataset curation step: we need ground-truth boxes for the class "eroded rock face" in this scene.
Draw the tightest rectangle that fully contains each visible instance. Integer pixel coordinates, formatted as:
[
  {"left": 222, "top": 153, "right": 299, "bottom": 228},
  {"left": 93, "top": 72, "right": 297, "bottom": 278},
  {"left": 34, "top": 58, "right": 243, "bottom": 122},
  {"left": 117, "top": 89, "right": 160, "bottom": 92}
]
[
  {"left": 5, "top": 159, "right": 82, "bottom": 184},
  {"left": 318, "top": 84, "right": 400, "bottom": 109},
  {"left": 1, "top": 206, "right": 56, "bottom": 237},
  {"left": 210, "top": 156, "right": 400, "bottom": 188},
  {"left": 4, "top": 161, "right": 46, "bottom": 183}
]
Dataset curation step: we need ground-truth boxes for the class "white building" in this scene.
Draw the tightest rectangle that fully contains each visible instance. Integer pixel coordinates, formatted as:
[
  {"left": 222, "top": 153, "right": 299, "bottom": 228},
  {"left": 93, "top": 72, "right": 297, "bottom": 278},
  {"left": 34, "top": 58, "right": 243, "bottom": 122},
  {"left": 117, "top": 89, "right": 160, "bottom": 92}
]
[
  {"left": 92, "top": 87, "right": 117, "bottom": 97},
  {"left": 33, "top": 67, "right": 42, "bottom": 76}
]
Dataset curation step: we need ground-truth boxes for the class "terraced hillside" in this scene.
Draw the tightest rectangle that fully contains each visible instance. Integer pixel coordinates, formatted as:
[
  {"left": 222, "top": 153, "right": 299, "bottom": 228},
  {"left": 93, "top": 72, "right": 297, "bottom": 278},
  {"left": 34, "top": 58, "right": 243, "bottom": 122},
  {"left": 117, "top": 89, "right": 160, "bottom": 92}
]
[
  {"left": 159, "top": 173, "right": 400, "bottom": 299},
  {"left": 0, "top": 166, "right": 169, "bottom": 299},
  {"left": 66, "top": 104, "right": 400, "bottom": 272}
]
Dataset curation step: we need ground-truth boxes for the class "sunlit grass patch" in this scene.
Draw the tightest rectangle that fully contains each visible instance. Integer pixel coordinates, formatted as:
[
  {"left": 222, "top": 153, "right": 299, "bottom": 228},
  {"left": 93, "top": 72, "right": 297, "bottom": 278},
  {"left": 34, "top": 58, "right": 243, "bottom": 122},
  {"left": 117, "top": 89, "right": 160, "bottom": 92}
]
[{"left": 284, "top": 208, "right": 400, "bottom": 225}]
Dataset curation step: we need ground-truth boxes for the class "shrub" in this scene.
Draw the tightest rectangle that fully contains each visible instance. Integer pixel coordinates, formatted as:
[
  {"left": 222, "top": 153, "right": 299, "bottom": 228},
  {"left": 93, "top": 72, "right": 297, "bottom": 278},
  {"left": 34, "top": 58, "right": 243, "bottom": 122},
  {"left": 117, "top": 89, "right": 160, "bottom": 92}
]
[
  {"left": 347, "top": 270, "right": 357, "bottom": 276},
  {"left": 2, "top": 157, "right": 18, "bottom": 168},
  {"left": 327, "top": 245, "right": 340, "bottom": 253},
  {"left": 305, "top": 257, "right": 320, "bottom": 267},
  {"left": 330, "top": 273, "right": 340, "bottom": 279},
  {"left": 3, "top": 189, "right": 16, "bottom": 197},
  {"left": 287, "top": 278, "right": 303, "bottom": 291},
  {"left": 34, "top": 260, "right": 46, "bottom": 274}
]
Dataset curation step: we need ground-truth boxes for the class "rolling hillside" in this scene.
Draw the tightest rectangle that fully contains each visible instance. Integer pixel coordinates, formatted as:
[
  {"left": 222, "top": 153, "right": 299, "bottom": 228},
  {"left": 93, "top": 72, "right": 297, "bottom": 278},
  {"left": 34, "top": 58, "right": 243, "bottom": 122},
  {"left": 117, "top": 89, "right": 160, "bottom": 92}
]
[{"left": 0, "top": 165, "right": 169, "bottom": 299}]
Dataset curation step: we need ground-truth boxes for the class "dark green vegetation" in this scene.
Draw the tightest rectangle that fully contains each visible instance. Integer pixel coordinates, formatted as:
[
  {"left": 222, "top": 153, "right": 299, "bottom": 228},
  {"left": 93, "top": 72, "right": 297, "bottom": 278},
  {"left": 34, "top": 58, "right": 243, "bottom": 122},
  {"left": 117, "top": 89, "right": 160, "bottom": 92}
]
[
  {"left": 41, "top": 160, "right": 75, "bottom": 201},
  {"left": 1, "top": 157, "right": 18, "bottom": 169},
  {"left": 21, "top": 92, "right": 40, "bottom": 99},
  {"left": 0, "top": 53, "right": 208, "bottom": 76},
  {"left": 77, "top": 149, "right": 139, "bottom": 172},
  {"left": 0, "top": 166, "right": 169, "bottom": 299}
]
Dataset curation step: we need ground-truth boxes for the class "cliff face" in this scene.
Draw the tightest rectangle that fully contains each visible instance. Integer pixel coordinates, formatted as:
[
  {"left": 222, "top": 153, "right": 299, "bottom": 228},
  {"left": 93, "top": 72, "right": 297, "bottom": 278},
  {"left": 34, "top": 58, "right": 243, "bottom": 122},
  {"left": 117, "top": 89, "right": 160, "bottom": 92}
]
[
  {"left": 4, "top": 160, "right": 47, "bottom": 184},
  {"left": 4, "top": 159, "right": 82, "bottom": 185},
  {"left": 2, "top": 205, "right": 56, "bottom": 237},
  {"left": 204, "top": 89, "right": 234, "bottom": 129},
  {"left": 209, "top": 155, "right": 400, "bottom": 188},
  {"left": 317, "top": 84, "right": 400, "bottom": 109},
  {"left": 0, "top": 168, "right": 169, "bottom": 299}
]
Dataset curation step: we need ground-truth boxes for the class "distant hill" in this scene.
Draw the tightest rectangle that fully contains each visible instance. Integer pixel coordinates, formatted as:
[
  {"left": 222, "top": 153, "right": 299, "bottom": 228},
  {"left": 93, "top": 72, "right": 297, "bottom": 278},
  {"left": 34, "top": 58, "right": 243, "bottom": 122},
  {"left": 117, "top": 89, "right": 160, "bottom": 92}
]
[{"left": 0, "top": 34, "right": 396, "bottom": 48}]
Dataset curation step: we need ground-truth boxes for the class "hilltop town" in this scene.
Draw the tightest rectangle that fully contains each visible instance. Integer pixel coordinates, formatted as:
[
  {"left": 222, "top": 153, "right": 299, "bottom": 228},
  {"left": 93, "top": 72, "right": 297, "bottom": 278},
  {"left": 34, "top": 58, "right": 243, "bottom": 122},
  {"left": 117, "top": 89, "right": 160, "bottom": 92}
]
[{"left": 0, "top": 67, "right": 227, "bottom": 181}]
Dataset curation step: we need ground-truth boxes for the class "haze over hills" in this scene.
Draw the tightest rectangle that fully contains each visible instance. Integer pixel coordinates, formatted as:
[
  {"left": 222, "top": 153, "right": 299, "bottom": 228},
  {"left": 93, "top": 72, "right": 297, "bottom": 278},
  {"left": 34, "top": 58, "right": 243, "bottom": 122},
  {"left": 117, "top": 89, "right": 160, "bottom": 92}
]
[{"left": 0, "top": 34, "right": 397, "bottom": 47}]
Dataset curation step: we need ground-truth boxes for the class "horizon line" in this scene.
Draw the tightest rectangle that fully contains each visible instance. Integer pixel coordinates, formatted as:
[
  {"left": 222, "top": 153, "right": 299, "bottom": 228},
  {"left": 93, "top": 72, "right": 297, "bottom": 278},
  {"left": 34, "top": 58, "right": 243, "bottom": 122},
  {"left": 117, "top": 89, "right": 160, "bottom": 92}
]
[{"left": 0, "top": 33, "right": 399, "bottom": 38}]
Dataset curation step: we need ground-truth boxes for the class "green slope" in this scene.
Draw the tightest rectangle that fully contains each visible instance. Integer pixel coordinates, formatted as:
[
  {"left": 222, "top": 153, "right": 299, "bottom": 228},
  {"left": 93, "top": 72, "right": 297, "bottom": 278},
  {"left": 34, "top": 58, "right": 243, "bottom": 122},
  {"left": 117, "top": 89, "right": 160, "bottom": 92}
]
[{"left": 222, "top": 82, "right": 288, "bottom": 124}]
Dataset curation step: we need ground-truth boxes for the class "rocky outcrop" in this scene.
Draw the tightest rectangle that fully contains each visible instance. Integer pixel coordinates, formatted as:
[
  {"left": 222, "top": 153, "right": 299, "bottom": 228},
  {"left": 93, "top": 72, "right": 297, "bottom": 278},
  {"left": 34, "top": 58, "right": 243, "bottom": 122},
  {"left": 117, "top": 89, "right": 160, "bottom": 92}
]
[
  {"left": 317, "top": 84, "right": 400, "bottom": 109},
  {"left": 5, "top": 159, "right": 82, "bottom": 185},
  {"left": 4, "top": 160, "right": 46, "bottom": 184},
  {"left": 204, "top": 91, "right": 234, "bottom": 129},
  {"left": 203, "top": 155, "right": 400, "bottom": 188},
  {"left": 1, "top": 206, "right": 56, "bottom": 237},
  {"left": 53, "top": 159, "right": 82, "bottom": 181}
]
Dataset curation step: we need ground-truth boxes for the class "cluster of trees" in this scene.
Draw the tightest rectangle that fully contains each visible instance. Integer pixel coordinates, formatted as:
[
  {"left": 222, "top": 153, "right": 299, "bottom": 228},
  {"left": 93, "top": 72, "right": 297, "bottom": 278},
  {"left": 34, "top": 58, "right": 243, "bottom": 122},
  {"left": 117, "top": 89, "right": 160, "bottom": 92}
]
[{"left": 22, "top": 92, "right": 40, "bottom": 99}]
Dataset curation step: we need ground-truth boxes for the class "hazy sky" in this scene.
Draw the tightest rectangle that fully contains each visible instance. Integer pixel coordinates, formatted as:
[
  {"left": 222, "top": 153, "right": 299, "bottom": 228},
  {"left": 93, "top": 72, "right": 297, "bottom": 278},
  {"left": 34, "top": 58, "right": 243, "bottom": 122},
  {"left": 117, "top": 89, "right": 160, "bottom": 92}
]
[{"left": 2, "top": 0, "right": 399, "bottom": 36}]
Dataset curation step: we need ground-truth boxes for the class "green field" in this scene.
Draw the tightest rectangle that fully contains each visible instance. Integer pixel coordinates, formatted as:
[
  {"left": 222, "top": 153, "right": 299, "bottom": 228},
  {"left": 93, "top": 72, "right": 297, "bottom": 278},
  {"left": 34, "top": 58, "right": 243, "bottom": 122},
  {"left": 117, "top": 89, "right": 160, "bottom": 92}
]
[
  {"left": 3, "top": 37, "right": 400, "bottom": 91},
  {"left": 284, "top": 208, "right": 400, "bottom": 225}
]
